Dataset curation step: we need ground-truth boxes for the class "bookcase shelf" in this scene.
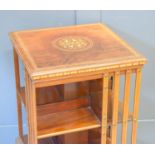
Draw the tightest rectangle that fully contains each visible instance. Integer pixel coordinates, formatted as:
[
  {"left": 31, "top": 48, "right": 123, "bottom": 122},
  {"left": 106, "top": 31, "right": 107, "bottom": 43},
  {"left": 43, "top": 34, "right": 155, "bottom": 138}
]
[{"left": 37, "top": 107, "right": 101, "bottom": 139}]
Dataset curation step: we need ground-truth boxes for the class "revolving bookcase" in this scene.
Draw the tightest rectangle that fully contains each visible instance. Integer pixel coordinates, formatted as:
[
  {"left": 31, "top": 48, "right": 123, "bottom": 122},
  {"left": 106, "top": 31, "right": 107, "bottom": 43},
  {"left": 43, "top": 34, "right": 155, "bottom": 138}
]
[{"left": 10, "top": 23, "right": 147, "bottom": 144}]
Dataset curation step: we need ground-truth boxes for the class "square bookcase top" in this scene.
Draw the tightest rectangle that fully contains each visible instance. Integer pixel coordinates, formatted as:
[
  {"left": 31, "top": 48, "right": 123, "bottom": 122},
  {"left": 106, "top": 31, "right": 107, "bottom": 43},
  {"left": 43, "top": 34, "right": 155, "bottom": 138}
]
[{"left": 10, "top": 23, "right": 146, "bottom": 80}]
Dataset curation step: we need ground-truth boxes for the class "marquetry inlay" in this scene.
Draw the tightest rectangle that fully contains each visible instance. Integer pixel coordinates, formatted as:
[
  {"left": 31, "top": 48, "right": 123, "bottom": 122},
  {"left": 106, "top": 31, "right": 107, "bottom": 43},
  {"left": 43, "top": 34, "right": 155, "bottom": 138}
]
[{"left": 52, "top": 36, "right": 93, "bottom": 52}]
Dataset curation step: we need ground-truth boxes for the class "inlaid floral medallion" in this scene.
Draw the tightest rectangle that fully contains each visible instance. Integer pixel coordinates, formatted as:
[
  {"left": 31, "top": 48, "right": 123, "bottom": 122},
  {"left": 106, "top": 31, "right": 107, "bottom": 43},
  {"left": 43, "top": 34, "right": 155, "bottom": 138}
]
[{"left": 52, "top": 36, "right": 93, "bottom": 52}]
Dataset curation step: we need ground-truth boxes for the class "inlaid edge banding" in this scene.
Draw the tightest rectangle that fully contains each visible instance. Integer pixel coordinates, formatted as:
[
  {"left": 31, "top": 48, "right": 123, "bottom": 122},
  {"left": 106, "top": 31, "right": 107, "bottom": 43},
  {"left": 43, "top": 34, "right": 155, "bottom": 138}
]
[{"left": 32, "top": 61, "right": 146, "bottom": 80}]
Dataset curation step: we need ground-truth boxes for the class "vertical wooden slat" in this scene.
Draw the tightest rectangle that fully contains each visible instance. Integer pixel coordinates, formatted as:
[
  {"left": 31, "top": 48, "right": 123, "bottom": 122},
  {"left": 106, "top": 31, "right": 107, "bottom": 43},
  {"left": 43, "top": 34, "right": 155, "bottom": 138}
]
[
  {"left": 13, "top": 48, "right": 23, "bottom": 138},
  {"left": 111, "top": 71, "right": 120, "bottom": 144},
  {"left": 101, "top": 74, "right": 109, "bottom": 144},
  {"left": 106, "top": 77, "right": 113, "bottom": 142},
  {"left": 25, "top": 70, "right": 38, "bottom": 144},
  {"left": 121, "top": 70, "right": 131, "bottom": 144},
  {"left": 131, "top": 68, "right": 142, "bottom": 144}
]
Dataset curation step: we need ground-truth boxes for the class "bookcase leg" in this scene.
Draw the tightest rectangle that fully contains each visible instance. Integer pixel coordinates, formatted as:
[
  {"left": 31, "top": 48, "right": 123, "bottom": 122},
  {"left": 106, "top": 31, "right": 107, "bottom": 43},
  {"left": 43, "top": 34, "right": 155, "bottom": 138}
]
[
  {"left": 13, "top": 48, "right": 23, "bottom": 139},
  {"left": 131, "top": 68, "right": 142, "bottom": 144},
  {"left": 121, "top": 70, "right": 131, "bottom": 144},
  {"left": 111, "top": 72, "right": 120, "bottom": 144},
  {"left": 101, "top": 74, "right": 109, "bottom": 144},
  {"left": 25, "top": 70, "right": 38, "bottom": 144}
]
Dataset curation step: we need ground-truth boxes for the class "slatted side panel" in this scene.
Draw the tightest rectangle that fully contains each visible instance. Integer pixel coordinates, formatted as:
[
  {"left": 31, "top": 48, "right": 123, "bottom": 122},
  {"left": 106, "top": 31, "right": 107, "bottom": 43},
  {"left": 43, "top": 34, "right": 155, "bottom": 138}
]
[
  {"left": 25, "top": 70, "right": 38, "bottom": 144},
  {"left": 121, "top": 70, "right": 131, "bottom": 144},
  {"left": 111, "top": 72, "right": 120, "bottom": 144},
  {"left": 131, "top": 68, "right": 142, "bottom": 144},
  {"left": 101, "top": 74, "right": 109, "bottom": 144}
]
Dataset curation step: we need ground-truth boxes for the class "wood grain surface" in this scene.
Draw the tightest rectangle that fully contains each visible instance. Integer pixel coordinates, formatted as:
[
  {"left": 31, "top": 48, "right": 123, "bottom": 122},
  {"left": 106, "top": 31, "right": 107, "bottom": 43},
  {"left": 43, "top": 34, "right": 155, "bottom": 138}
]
[{"left": 10, "top": 23, "right": 146, "bottom": 80}]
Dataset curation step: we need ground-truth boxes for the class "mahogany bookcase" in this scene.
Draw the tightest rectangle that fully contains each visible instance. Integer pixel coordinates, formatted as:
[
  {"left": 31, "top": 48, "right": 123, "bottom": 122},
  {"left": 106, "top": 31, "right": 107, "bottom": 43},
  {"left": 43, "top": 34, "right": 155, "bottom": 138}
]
[{"left": 10, "top": 23, "right": 146, "bottom": 144}]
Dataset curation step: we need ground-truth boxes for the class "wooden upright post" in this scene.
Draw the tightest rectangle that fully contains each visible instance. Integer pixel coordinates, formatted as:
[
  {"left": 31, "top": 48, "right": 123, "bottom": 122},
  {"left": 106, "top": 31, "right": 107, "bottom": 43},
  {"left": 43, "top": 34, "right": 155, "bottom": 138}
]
[
  {"left": 25, "top": 70, "right": 38, "bottom": 144},
  {"left": 13, "top": 48, "right": 23, "bottom": 139}
]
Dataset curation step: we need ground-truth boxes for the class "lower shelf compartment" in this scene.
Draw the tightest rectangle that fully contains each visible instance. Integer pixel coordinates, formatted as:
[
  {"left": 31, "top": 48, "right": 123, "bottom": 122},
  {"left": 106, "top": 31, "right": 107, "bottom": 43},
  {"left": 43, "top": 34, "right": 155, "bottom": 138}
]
[
  {"left": 37, "top": 107, "right": 101, "bottom": 139},
  {"left": 17, "top": 84, "right": 133, "bottom": 143}
]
